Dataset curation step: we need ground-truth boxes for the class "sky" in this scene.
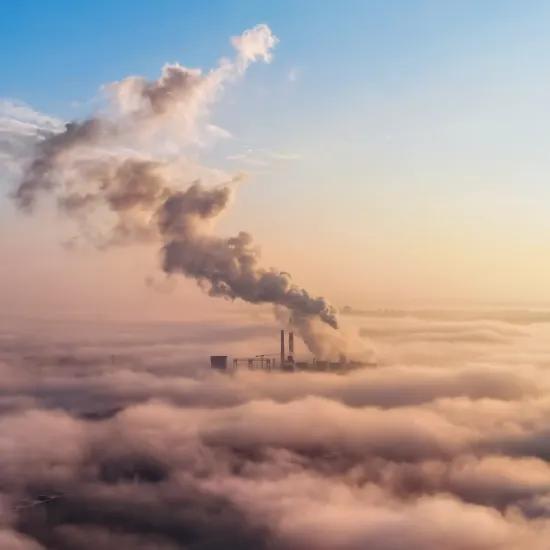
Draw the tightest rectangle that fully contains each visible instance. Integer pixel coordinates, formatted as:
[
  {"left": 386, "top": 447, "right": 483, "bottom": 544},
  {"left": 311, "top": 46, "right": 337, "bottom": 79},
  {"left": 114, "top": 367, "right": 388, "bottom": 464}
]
[
  {"left": 7, "top": 5, "right": 550, "bottom": 549},
  {"left": 3, "top": 0, "right": 550, "bottom": 321}
]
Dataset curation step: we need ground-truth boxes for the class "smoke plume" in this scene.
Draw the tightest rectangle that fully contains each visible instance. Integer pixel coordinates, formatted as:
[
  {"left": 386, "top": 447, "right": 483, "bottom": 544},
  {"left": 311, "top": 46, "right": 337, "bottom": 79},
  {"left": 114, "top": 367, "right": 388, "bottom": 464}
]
[
  {"left": 158, "top": 182, "right": 338, "bottom": 328},
  {"left": 9, "top": 24, "right": 340, "bottom": 351}
]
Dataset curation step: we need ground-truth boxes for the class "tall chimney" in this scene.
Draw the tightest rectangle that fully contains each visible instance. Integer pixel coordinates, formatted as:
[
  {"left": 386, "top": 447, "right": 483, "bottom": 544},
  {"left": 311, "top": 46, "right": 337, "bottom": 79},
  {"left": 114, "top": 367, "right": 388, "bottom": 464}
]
[
  {"left": 280, "top": 329, "right": 285, "bottom": 366},
  {"left": 289, "top": 331, "right": 294, "bottom": 357}
]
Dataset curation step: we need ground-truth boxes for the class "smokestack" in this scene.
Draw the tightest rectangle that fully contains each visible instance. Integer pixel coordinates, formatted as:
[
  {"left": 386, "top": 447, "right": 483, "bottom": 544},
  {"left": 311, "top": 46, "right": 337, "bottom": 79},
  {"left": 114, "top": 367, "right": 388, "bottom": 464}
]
[
  {"left": 280, "top": 329, "right": 285, "bottom": 366},
  {"left": 289, "top": 331, "right": 294, "bottom": 357}
]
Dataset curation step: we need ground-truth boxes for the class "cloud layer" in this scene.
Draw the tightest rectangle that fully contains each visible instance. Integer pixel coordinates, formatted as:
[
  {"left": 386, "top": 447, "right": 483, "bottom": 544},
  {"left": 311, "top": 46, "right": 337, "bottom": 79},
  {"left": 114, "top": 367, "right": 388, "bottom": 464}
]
[{"left": 1, "top": 310, "right": 550, "bottom": 548}]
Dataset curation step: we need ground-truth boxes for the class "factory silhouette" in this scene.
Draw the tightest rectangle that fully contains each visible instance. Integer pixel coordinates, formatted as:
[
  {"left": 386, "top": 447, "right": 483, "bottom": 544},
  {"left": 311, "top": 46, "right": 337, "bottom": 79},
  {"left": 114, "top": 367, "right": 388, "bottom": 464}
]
[{"left": 211, "top": 329, "right": 373, "bottom": 373}]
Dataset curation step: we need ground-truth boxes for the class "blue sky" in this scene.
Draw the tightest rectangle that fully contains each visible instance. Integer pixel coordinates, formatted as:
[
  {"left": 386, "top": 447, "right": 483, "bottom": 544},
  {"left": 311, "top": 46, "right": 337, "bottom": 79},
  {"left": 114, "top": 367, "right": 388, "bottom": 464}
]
[
  {"left": 0, "top": 0, "right": 537, "bottom": 116},
  {"left": 4, "top": 1, "right": 550, "bottom": 309}
]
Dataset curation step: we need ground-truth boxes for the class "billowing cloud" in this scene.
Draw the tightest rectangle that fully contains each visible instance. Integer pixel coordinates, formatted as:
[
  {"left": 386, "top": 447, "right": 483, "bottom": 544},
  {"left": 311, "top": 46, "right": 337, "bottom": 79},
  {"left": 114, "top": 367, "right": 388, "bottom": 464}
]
[
  {"left": 231, "top": 23, "right": 279, "bottom": 68},
  {"left": 1, "top": 312, "right": 550, "bottom": 548},
  {"left": 7, "top": 25, "right": 342, "bottom": 353}
]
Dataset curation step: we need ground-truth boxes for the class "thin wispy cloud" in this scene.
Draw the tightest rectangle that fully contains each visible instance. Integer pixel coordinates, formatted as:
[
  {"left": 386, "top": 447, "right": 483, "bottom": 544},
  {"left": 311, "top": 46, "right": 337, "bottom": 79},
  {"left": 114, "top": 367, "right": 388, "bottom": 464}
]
[
  {"left": 226, "top": 147, "right": 302, "bottom": 167},
  {"left": 287, "top": 67, "right": 300, "bottom": 82}
]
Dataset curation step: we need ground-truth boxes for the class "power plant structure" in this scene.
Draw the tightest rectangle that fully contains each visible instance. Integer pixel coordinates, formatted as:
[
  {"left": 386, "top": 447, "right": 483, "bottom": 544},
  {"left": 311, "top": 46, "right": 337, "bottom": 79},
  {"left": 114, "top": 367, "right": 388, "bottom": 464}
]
[{"left": 210, "top": 329, "right": 373, "bottom": 373}]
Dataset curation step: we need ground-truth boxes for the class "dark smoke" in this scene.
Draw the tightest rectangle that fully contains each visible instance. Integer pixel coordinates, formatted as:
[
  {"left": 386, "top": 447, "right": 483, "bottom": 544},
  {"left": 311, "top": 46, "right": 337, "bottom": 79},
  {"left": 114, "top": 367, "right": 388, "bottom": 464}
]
[
  {"left": 14, "top": 119, "right": 106, "bottom": 212},
  {"left": 10, "top": 24, "right": 341, "bottom": 351},
  {"left": 159, "top": 183, "right": 339, "bottom": 328}
]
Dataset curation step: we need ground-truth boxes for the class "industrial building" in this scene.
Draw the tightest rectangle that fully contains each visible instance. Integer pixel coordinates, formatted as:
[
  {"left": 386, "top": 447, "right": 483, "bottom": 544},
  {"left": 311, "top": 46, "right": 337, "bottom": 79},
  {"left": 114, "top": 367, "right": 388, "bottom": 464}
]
[{"left": 210, "top": 329, "right": 373, "bottom": 373}]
